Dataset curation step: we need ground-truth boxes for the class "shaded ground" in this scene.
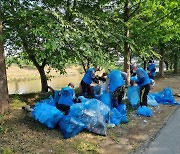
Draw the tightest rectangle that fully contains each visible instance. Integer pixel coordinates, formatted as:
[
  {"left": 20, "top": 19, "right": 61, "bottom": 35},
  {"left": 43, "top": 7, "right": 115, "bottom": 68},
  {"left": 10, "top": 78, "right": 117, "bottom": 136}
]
[{"left": 0, "top": 73, "right": 180, "bottom": 154}]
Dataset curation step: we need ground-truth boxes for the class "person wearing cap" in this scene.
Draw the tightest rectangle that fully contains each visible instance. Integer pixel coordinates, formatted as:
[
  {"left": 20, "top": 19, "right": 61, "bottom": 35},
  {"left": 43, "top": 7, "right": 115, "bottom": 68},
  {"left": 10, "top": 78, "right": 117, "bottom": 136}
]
[
  {"left": 131, "top": 64, "right": 150, "bottom": 107},
  {"left": 80, "top": 67, "right": 100, "bottom": 97},
  {"left": 56, "top": 83, "right": 75, "bottom": 115},
  {"left": 106, "top": 70, "right": 127, "bottom": 108},
  {"left": 147, "top": 60, "right": 156, "bottom": 79}
]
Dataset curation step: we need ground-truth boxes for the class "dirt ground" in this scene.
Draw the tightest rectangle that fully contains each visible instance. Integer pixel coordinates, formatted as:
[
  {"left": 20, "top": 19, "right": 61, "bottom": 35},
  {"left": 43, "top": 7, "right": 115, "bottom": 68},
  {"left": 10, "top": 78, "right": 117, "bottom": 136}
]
[{"left": 0, "top": 74, "right": 180, "bottom": 154}]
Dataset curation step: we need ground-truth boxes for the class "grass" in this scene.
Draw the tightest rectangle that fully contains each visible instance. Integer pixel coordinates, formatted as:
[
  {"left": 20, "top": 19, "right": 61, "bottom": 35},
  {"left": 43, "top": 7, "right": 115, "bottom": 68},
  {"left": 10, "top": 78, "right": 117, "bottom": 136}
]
[{"left": 0, "top": 148, "right": 13, "bottom": 154}]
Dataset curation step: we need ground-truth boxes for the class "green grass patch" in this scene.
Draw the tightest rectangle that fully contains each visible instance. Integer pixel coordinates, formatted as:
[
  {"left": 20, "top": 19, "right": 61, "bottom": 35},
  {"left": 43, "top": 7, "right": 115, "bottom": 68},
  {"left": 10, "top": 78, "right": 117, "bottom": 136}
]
[
  {"left": 0, "top": 147, "right": 13, "bottom": 154},
  {"left": 72, "top": 139, "right": 99, "bottom": 154}
]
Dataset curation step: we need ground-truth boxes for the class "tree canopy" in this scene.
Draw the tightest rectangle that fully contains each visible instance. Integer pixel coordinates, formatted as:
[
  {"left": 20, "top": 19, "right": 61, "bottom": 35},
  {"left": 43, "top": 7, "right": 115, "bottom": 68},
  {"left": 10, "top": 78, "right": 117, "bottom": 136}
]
[{"left": 1, "top": 0, "right": 180, "bottom": 91}]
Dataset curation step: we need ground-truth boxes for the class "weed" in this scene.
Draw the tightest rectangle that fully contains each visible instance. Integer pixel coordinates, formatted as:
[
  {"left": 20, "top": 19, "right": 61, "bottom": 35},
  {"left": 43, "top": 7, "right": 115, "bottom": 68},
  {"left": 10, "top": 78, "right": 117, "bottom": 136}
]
[
  {"left": 72, "top": 139, "right": 99, "bottom": 154},
  {"left": 0, "top": 125, "right": 4, "bottom": 134},
  {"left": 0, "top": 148, "right": 13, "bottom": 154}
]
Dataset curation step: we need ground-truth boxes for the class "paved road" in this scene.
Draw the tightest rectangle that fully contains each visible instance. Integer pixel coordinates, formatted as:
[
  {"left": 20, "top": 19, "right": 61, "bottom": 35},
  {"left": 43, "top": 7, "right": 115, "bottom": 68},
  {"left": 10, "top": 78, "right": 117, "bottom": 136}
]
[{"left": 143, "top": 107, "right": 180, "bottom": 154}]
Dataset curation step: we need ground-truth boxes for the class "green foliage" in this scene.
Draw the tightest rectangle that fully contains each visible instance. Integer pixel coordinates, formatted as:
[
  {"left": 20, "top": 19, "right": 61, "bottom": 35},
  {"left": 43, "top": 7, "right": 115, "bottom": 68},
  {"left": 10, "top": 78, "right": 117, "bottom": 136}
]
[{"left": 1, "top": 0, "right": 180, "bottom": 75}]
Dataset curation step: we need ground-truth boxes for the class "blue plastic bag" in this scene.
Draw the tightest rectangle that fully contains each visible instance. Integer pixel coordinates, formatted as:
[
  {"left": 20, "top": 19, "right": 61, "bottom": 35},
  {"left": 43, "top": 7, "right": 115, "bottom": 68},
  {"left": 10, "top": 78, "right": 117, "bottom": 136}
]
[
  {"left": 100, "top": 92, "right": 112, "bottom": 109},
  {"left": 94, "top": 85, "right": 101, "bottom": 99},
  {"left": 69, "top": 100, "right": 108, "bottom": 136},
  {"left": 148, "top": 94, "right": 159, "bottom": 106},
  {"left": 54, "top": 90, "right": 60, "bottom": 103},
  {"left": 137, "top": 106, "right": 153, "bottom": 117},
  {"left": 152, "top": 87, "right": 180, "bottom": 105},
  {"left": 109, "top": 108, "right": 122, "bottom": 126},
  {"left": 59, "top": 115, "right": 86, "bottom": 139},
  {"left": 78, "top": 96, "right": 89, "bottom": 103},
  {"left": 117, "top": 104, "right": 126, "bottom": 115},
  {"left": 32, "top": 103, "right": 63, "bottom": 129},
  {"left": 116, "top": 104, "right": 129, "bottom": 123},
  {"left": 84, "top": 99, "right": 110, "bottom": 117},
  {"left": 127, "top": 86, "right": 140, "bottom": 107},
  {"left": 39, "top": 95, "right": 56, "bottom": 107}
]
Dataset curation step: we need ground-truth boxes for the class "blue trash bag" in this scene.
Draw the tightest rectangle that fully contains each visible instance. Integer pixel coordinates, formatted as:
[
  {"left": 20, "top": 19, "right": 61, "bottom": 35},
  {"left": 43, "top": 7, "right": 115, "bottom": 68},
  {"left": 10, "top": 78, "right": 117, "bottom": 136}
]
[
  {"left": 69, "top": 103, "right": 107, "bottom": 136},
  {"left": 39, "top": 95, "right": 56, "bottom": 107},
  {"left": 32, "top": 103, "right": 64, "bottom": 129},
  {"left": 109, "top": 108, "right": 122, "bottom": 126},
  {"left": 84, "top": 99, "right": 110, "bottom": 117},
  {"left": 117, "top": 104, "right": 126, "bottom": 115},
  {"left": 100, "top": 92, "right": 112, "bottom": 110},
  {"left": 69, "top": 103, "right": 86, "bottom": 117},
  {"left": 94, "top": 85, "right": 102, "bottom": 99},
  {"left": 72, "top": 109, "right": 107, "bottom": 136},
  {"left": 137, "top": 106, "right": 153, "bottom": 117},
  {"left": 70, "top": 99, "right": 110, "bottom": 117},
  {"left": 78, "top": 96, "right": 89, "bottom": 103},
  {"left": 69, "top": 99, "right": 109, "bottom": 135},
  {"left": 94, "top": 85, "right": 101, "bottom": 95},
  {"left": 59, "top": 115, "right": 86, "bottom": 139},
  {"left": 116, "top": 104, "right": 129, "bottom": 124},
  {"left": 152, "top": 87, "right": 180, "bottom": 105},
  {"left": 148, "top": 94, "right": 159, "bottom": 106},
  {"left": 127, "top": 86, "right": 140, "bottom": 107},
  {"left": 54, "top": 90, "right": 60, "bottom": 103}
]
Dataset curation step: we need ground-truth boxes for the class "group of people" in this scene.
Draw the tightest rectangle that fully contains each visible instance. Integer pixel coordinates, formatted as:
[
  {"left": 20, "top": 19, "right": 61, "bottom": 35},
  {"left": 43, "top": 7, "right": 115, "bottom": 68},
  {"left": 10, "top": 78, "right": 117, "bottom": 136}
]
[{"left": 55, "top": 60, "right": 156, "bottom": 114}]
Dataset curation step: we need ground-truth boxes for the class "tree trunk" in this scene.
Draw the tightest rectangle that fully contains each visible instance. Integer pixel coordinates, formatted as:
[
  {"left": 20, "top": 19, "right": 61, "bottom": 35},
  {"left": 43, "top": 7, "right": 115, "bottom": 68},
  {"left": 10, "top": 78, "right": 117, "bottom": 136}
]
[
  {"left": 124, "top": 0, "right": 131, "bottom": 85},
  {"left": 37, "top": 66, "right": 48, "bottom": 92},
  {"left": 159, "top": 44, "right": 165, "bottom": 77},
  {"left": 174, "top": 53, "right": 178, "bottom": 74},
  {"left": 143, "top": 58, "right": 147, "bottom": 70},
  {"left": 81, "top": 60, "right": 87, "bottom": 72},
  {"left": 164, "top": 60, "right": 169, "bottom": 70},
  {"left": 170, "top": 62, "right": 173, "bottom": 70},
  {"left": 0, "top": 13, "right": 9, "bottom": 114}
]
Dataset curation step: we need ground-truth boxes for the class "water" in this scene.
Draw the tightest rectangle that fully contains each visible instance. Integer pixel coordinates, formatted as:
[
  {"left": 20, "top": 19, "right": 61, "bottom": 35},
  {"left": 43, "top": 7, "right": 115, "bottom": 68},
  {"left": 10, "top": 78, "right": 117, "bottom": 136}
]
[{"left": 8, "top": 75, "right": 83, "bottom": 94}]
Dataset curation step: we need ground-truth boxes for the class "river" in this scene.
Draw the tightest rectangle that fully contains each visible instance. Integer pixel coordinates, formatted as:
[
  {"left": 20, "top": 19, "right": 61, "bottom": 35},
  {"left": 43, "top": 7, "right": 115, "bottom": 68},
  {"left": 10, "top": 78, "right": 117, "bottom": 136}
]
[{"left": 8, "top": 75, "right": 83, "bottom": 94}]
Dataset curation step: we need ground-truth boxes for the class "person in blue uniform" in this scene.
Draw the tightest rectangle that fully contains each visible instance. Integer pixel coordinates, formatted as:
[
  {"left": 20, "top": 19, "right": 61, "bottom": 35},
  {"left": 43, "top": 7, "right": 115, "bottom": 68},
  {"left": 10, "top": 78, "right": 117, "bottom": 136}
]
[
  {"left": 107, "top": 70, "right": 127, "bottom": 108},
  {"left": 147, "top": 60, "right": 156, "bottom": 79},
  {"left": 56, "top": 83, "right": 75, "bottom": 115},
  {"left": 80, "top": 67, "right": 99, "bottom": 97},
  {"left": 131, "top": 64, "right": 150, "bottom": 107}
]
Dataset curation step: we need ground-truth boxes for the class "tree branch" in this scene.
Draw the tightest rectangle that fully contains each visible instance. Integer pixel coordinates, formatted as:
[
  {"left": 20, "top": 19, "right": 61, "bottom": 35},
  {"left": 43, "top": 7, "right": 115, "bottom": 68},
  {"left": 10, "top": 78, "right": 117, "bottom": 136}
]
[{"left": 129, "top": 0, "right": 142, "bottom": 18}]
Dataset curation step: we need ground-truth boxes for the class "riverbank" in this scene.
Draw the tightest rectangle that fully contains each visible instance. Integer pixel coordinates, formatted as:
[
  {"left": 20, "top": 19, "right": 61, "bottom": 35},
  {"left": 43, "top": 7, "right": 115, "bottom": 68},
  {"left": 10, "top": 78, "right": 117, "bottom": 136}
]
[
  {"left": 1, "top": 74, "right": 180, "bottom": 153},
  {"left": 7, "top": 65, "right": 84, "bottom": 82}
]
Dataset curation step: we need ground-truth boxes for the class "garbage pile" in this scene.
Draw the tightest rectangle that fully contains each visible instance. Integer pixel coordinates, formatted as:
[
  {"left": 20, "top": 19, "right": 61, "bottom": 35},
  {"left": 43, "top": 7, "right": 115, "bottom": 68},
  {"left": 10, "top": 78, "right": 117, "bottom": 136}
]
[
  {"left": 32, "top": 85, "right": 179, "bottom": 139},
  {"left": 32, "top": 84, "right": 129, "bottom": 139}
]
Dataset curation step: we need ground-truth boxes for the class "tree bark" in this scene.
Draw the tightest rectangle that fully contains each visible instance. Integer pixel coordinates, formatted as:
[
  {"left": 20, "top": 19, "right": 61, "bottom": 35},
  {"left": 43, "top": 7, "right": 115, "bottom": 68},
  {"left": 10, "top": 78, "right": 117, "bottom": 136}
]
[
  {"left": 174, "top": 53, "right": 178, "bottom": 74},
  {"left": 37, "top": 66, "right": 48, "bottom": 92},
  {"left": 124, "top": 0, "right": 131, "bottom": 85},
  {"left": 81, "top": 60, "right": 87, "bottom": 72},
  {"left": 164, "top": 60, "right": 169, "bottom": 70},
  {"left": 159, "top": 44, "right": 165, "bottom": 77},
  {"left": 0, "top": 13, "right": 9, "bottom": 114},
  {"left": 143, "top": 57, "right": 147, "bottom": 70}
]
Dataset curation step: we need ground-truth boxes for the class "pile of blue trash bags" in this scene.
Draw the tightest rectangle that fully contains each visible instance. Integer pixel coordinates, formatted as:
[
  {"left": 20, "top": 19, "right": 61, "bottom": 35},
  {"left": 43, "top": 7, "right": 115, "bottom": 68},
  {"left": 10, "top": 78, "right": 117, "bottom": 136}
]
[
  {"left": 32, "top": 85, "right": 179, "bottom": 139},
  {"left": 127, "top": 86, "right": 180, "bottom": 117},
  {"left": 32, "top": 88, "right": 129, "bottom": 139}
]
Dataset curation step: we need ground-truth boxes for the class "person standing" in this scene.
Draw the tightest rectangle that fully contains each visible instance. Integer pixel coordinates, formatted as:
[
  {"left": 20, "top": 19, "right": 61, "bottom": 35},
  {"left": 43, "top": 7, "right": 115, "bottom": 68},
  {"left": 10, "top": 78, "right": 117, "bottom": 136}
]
[
  {"left": 147, "top": 60, "right": 156, "bottom": 79},
  {"left": 131, "top": 64, "right": 150, "bottom": 107}
]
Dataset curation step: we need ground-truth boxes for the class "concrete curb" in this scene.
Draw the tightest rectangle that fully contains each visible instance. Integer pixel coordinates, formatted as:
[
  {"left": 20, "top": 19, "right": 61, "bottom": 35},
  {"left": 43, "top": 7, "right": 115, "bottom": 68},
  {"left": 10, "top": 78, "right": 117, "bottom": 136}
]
[{"left": 131, "top": 106, "right": 180, "bottom": 154}]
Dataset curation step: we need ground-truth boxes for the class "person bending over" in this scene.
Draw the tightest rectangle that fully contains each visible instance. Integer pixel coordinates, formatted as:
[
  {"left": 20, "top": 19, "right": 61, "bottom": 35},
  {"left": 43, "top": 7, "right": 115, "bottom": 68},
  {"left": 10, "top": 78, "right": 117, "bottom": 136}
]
[
  {"left": 56, "top": 83, "right": 75, "bottom": 115},
  {"left": 107, "top": 70, "right": 127, "bottom": 108},
  {"left": 80, "top": 67, "right": 99, "bottom": 97}
]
